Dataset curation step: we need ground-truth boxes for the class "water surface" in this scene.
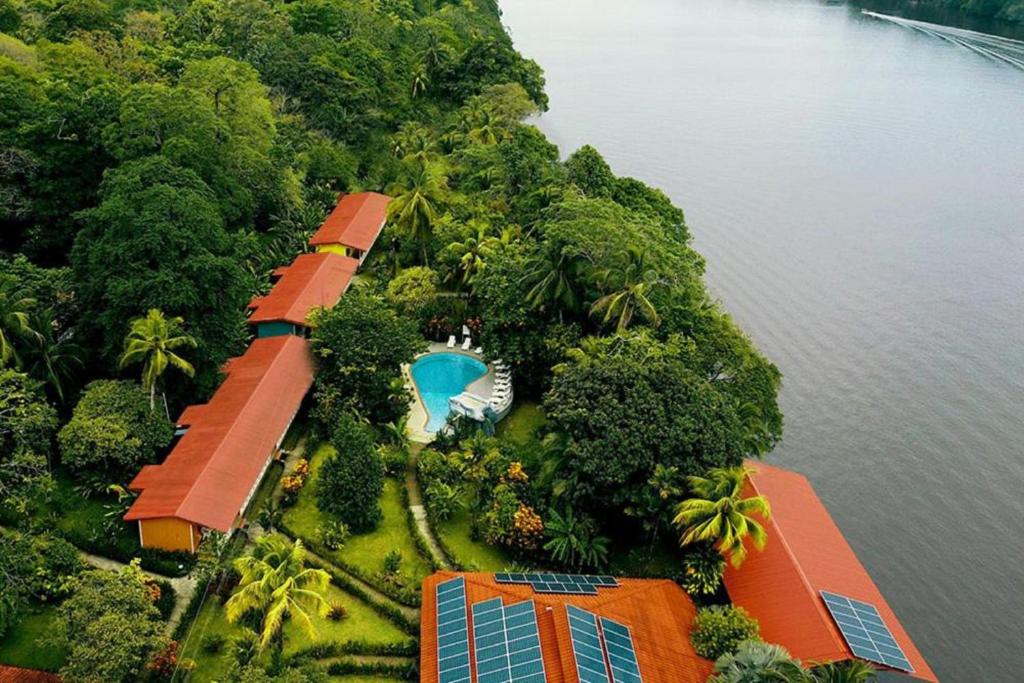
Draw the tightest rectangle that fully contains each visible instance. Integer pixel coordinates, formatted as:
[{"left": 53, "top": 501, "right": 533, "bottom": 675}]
[{"left": 500, "top": 0, "right": 1024, "bottom": 679}]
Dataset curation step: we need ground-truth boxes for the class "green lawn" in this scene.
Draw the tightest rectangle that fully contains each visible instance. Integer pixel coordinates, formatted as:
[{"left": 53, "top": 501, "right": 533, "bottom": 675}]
[
  {"left": 0, "top": 605, "right": 66, "bottom": 672},
  {"left": 182, "top": 583, "right": 411, "bottom": 682},
  {"left": 495, "top": 401, "right": 546, "bottom": 445},
  {"left": 435, "top": 492, "right": 511, "bottom": 572},
  {"left": 282, "top": 444, "right": 433, "bottom": 590}
]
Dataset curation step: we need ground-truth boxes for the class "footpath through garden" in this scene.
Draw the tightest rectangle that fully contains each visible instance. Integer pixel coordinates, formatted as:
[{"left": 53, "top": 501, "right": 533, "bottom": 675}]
[{"left": 404, "top": 444, "right": 451, "bottom": 571}]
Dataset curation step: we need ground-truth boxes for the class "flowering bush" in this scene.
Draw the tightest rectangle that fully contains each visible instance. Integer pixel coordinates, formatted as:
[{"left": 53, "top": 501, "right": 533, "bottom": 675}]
[
  {"left": 691, "top": 605, "right": 761, "bottom": 660},
  {"left": 509, "top": 504, "right": 543, "bottom": 551},
  {"left": 505, "top": 461, "right": 528, "bottom": 484},
  {"left": 293, "top": 458, "right": 310, "bottom": 479},
  {"left": 281, "top": 474, "right": 304, "bottom": 506}
]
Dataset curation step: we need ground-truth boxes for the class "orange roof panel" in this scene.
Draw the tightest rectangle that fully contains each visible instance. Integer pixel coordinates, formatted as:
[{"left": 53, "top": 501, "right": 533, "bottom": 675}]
[
  {"left": 724, "top": 460, "right": 938, "bottom": 682},
  {"left": 308, "top": 192, "right": 391, "bottom": 252},
  {"left": 247, "top": 252, "right": 358, "bottom": 326},
  {"left": 419, "top": 572, "right": 712, "bottom": 683},
  {"left": 125, "top": 336, "right": 313, "bottom": 531}
]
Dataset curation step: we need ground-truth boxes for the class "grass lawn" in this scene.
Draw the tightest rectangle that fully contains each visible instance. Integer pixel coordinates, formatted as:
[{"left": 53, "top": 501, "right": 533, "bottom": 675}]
[
  {"left": 282, "top": 444, "right": 433, "bottom": 590},
  {"left": 0, "top": 605, "right": 66, "bottom": 672},
  {"left": 495, "top": 401, "right": 546, "bottom": 445},
  {"left": 182, "top": 583, "right": 411, "bottom": 682},
  {"left": 435, "top": 492, "right": 511, "bottom": 572}
]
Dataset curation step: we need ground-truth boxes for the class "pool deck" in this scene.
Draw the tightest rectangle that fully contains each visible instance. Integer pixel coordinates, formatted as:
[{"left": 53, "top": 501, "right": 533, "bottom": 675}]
[{"left": 404, "top": 342, "right": 495, "bottom": 443}]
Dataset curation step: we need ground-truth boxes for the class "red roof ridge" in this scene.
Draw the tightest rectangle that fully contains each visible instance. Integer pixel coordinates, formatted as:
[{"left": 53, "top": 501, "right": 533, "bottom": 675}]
[{"left": 744, "top": 462, "right": 851, "bottom": 657}]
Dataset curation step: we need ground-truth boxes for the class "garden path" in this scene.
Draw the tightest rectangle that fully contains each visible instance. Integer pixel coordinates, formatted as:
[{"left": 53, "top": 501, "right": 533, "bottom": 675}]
[{"left": 405, "top": 445, "right": 451, "bottom": 571}]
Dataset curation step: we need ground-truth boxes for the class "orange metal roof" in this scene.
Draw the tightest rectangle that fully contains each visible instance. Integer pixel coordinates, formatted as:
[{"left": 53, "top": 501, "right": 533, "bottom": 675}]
[
  {"left": 419, "top": 572, "right": 713, "bottom": 683},
  {"left": 724, "top": 460, "right": 938, "bottom": 682},
  {"left": 308, "top": 192, "right": 391, "bottom": 251},
  {"left": 125, "top": 336, "right": 313, "bottom": 531},
  {"left": 0, "top": 666, "right": 61, "bottom": 683},
  {"left": 247, "top": 252, "right": 358, "bottom": 326}
]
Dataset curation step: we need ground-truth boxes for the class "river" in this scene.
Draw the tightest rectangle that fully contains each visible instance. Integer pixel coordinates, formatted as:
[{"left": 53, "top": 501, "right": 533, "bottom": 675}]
[{"left": 499, "top": 0, "right": 1024, "bottom": 679}]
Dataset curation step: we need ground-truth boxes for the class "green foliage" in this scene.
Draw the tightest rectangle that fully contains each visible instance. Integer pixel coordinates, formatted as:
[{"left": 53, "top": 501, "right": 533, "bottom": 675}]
[
  {"left": 810, "top": 659, "right": 878, "bottom": 682},
  {"left": 0, "top": 0, "right": 20, "bottom": 33},
  {"left": 543, "top": 507, "right": 610, "bottom": 570},
  {"left": 57, "top": 563, "right": 167, "bottom": 683},
  {"left": 318, "top": 518, "right": 351, "bottom": 551},
  {"left": 710, "top": 641, "right": 808, "bottom": 683},
  {"left": 0, "top": 370, "right": 56, "bottom": 513},
  {"left": 565, "top": 145, "right": 616, "bottom": 198},
  {"left": 316, "top": 413, "right": 384, "bottom": 532},
  {"left": 57, "top": 380, "right": 172, "bottom": 486},
  {"left": 691, "top": 605, "right": 762, "bottom": 660},
  {"left": 680, "top": 543, "right": 726, "bottom": 597},
  {"left": 0, "top": 529, "right": 84, "bottom": 638},
  {"left": 386, "top": 265, "right": 440, "bottom": 321},
  {"left": 309, "top": 291, "right": 425, "bottom": 425}
]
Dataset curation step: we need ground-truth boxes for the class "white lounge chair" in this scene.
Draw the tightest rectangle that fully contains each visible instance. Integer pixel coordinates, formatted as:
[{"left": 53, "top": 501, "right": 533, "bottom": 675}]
[
  {"left": 447, "top": 335, "right": 456, "bottom": 348},
  {"left": 474, "top": 346, "right": 483, "bottom": 355},
  {"left": 462, "top": 337, "right": 472, "bottom": 351}
]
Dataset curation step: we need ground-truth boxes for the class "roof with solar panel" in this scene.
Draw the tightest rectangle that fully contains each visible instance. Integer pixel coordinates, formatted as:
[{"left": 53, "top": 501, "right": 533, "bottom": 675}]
[{"left": 420, "top": 572, "right": 713, "bottom": 683}]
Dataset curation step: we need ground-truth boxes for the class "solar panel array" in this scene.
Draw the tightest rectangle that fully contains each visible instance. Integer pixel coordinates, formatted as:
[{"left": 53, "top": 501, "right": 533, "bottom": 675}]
[
  {"left": 494, "top": 572, "right": 619, "bottom": 595},
  {"left": 820, "top": 591, "right": 914, "bottom": 673},
  {"left": 600, "top": 617, "right": 642, "bottom": 683},
  {"left": 436, "top": 577, "right": 471, "bottom": 683},
  {"left": 567, "top": 605, "right": 610, "bottom": 683}
]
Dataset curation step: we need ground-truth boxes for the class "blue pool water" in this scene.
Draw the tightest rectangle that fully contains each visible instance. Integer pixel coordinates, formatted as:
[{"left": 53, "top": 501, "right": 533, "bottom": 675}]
[{"left": 411, "top": 353, "right": 488, "bottom": 432}]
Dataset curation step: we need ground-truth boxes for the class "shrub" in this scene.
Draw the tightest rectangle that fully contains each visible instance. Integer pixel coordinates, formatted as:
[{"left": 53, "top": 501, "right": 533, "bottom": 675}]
[
  {"left": 424, "top": 481, "right": 461, "bottom": 521},
  {"left": 319, "top": 519, "right": 351, "bottom": 551},
  {"left": 691, "top": 605, "right": 761, "bottom": 660},
  {"left": 327, "top": 602, "right": 348, "bottom": 621},
  {"left": 201, "top": 633, "right": 226, "bottom": 654},
  {"left": 149, "top": 578, "right": 177, "bottom": 620},
  {"left": 58, "top": 380, "right": 173, "bottom": 488},
  {"left": 378, "top": 445, "right": 408, "bottom": 476},
  {"left": 316, "top": 413, "right": 384, "bottom": 532},
  {"left": 383, "top": 549, "right": 403, "bottom": 575},
  {"left": 681, "top": 544, "right": 726, "bottom": 598}
]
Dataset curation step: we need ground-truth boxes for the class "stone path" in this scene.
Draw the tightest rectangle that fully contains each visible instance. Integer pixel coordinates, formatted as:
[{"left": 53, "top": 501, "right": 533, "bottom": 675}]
[
  {"left": 79, "top": 551, "right": 197, "bottom": 636},
  {"left": 405, "top": 444, "right": 451, "bottom": 570}
]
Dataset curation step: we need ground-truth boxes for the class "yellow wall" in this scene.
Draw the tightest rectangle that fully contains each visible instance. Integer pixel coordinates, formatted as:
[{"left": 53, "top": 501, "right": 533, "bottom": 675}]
[
  {"left": 315, "top": 244, "right": 351, "bottom": 256},
  {"left": 138, "top": 518, "right": 199, "bottom": 553}
]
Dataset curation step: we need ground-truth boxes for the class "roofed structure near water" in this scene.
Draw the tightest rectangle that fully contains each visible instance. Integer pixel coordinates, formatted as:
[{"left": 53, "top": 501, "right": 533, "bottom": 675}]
[
  {"left": 420, "top": 571, "right": 712, "bottom": 683},
  {"left": 724, "top": 460, "right": 938, "bottom": 682},
  {"left": 247, "top": 251, "right": 359, "bottom": 337},
  {"left": 124, "top": 335, "right": 313, "bottom": 551},
  {"left": 308, "top": 191, "right": 391, "bottom": 262}
]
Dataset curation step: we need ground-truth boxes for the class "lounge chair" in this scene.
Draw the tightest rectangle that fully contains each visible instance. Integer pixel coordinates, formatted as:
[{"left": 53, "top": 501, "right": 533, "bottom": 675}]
[
  {"left": 447, "top": 335, "right": 456, "bottom": 348},
  {"left": 462, "top": 337, "right": 472, "bottom": 351},
  {"left": 474, "top": 346, "right": 483, "bottom": 355}
]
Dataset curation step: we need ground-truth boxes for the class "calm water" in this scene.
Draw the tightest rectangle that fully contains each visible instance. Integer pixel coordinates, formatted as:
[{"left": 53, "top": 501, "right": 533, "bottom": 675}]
[
  {"left": 500, "top": 0, "right": 1024, "bottom": 679},
  {"left": 411, "top": 353, "right": 487, "bottom": 432}
]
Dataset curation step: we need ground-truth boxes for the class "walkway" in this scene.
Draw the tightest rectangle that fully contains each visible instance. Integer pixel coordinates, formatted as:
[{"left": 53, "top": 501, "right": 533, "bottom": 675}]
[
  {"left": 405, "top": 444, "right": 452, "bottom": 570},
  {"left": 79, "top": 551, "right": 197, "bottom": 636}
]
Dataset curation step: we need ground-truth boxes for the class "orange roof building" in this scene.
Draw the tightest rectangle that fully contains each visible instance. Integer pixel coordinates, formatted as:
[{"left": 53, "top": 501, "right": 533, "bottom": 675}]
[
  {"left": 724, "top": 460, "right": 938, "bottom": 682},
  {"left": 420, "top": 572, "right": 713, "bottom": 683},
  {"left": 0, "top": 666, "right": 61, "bottom": 683},
  {"left": 247, "top": 252, "right": 359, "bottom": 338},
  {"left": 308, "top": 192, "right": 391, "bottom": 262},
  {"left": 124, "top": 335, "right": 313, "bottom": 552}
]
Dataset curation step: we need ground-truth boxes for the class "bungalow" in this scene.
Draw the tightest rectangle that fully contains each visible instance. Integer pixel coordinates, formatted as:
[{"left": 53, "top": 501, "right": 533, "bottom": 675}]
[
  {"left": 308, "top": 191, "right": 391, "bottom": 263},
  {"left": 247, "top": 251, "right": 359, "bottom": 338},
  {"left": 725, "top": 460, "right": 938, "bottom": 681},
  {"left": 124, "top": 335, "right": 313, "bottom": 552},
  {"left": 420, "top": 571, "right": 713, "bottom": 683}
]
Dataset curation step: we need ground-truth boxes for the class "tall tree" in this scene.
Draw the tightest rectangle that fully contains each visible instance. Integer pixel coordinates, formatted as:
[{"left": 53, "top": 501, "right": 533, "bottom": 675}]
[
  {"left": 673, "top": 466, "right": 771, "bottom": 568},
  {"left": 387, "top": 160, "right": 448, "bottom": 264},
  {"left": 226, "top": 536, "right": 330, "bottom": 651},
  {"left": 590, "top": 247, "right": 665, "bottom": 332},
  {"left": 119, "top": 309, "right": 197, "bottom": 411},
  {"left": 0, "top": 279, "right": 38, "bottom": 366},
  {"left": 316, "top": 413, "right": 384, "bottom": 532}
]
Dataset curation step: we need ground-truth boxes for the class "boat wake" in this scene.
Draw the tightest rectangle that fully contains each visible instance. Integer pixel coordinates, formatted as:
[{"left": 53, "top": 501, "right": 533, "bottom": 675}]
[{"left": 863, "top": 10, "right": 1024, "bottom": 70}]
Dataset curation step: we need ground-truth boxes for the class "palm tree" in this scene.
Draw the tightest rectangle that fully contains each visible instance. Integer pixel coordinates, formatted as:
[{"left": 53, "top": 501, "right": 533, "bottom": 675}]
[
  {"left": 810, "top": 660, "right": 877, "bottom": 683},
  {"left": 543, "top": 507, "right": 610, "bottom": 570},
  {"left": 443, "top": 223, "right": 492, "bottom": 287},
  {"left": 520, "top": 247, "right": 583, "bottom": 318},
  {"left": 0, "top": 280, "right": 39, "bottom": 367},
  {"left": 118, "top": 309, "right": 197, "bottom": 411},
  {"left": 710, "top": 641, "right": 809, "bottom": 683},
  {"left": 411, "top": 63, "right": 429, "bottom": 98},
  {"left": 382, "top": 414, "right": 411, "bottom": 452},
  {"left": 225, "top": 536, "right": 331, "bottom": 651},
  {"left": 391, "top": 123, "right": 434, "bottom": 163},
  {"left": 673, "top": 466, "right": 771, "bottom": 568},
  {"left": 387, "top": 161, "right": 448, "bottom": 264},
  {"left": 23, "top": 308, "right": 82, "bottom": 403},
  {"left": 590, "top": 247, "right": 665, "bottom": 333}
]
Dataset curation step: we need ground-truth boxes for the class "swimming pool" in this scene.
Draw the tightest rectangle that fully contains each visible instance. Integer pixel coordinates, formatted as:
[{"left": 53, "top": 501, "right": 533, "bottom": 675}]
[{"left": 410, "top": 353, "right": 488, "bottom": 433}]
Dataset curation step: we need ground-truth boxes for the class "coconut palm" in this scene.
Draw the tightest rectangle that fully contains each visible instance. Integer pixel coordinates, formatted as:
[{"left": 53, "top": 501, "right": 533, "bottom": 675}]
[
  {"left": 225, "top": 536, "right": 331, "bottom": 650},
  {"left": 118, "top": 309, "right": 197, "bottom": 411},
  {"left": 381, "top": 414, "right": 411, "bottom": 452},
  {"left": 543, "top": 507, "right": 610, "bottom": 570},
  {"left": 810, "top": 660, "right": 877, "bottom": 683},
  {"left": 391, "top": 123, "right": 434, "bottom": 163},
  {"left": 590, "top": 247, "right": 665, "bottom": 333},
  {"left": 22, "top": 308, "right": 82, "bottom": 403},
  {"left": 388, "top": 161, "right": 449, "bottom": 264},
  {"left": 443, "top": 222, "right": 492, "bottom": 287},
  {"left": 520, "top": 247, "right": 584, "bottom": 317},
  {"left": 0, "top": 280, "right": 39, "bottom": 367},
  {"left": 673, "top": 465, "right": 771, "bottom": 568},
  {"left": 411, "top": 63, "right": 429, "bottom": 97},
  {"left": 710, "top": 641, "right": 809, "bottom": 683}
]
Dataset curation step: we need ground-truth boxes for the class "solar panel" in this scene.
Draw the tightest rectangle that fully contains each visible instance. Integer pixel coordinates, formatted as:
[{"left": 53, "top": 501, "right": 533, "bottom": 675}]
[
  {"left": 503, "top": 601, "right": 546, "bottom": 683},
  {"left": 436, "top": 577, "right": 471, "bottom": 683},
  {"left": 567, "top": 605, "right": 611, "bottom": 683},
  {"left": 820, "top": 591, "right": 913, "bottom": 673},
  {"left": 472, "top": 598, "right": 510, "bottom": 683},
  {"left": 600, "top": 617, "right": 643, "bottom": 683},
  {"left": 494, "top": 572, "right": 617, "bottom": 594}
]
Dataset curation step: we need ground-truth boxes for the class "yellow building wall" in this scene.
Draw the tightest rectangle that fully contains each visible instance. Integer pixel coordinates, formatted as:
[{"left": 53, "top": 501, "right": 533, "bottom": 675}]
[
  {"left": 315, "top": 244, "right": 351, "bottom": 257},
  {"left": 138, "top": 518, "right": 199, "bottom": 553}
]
